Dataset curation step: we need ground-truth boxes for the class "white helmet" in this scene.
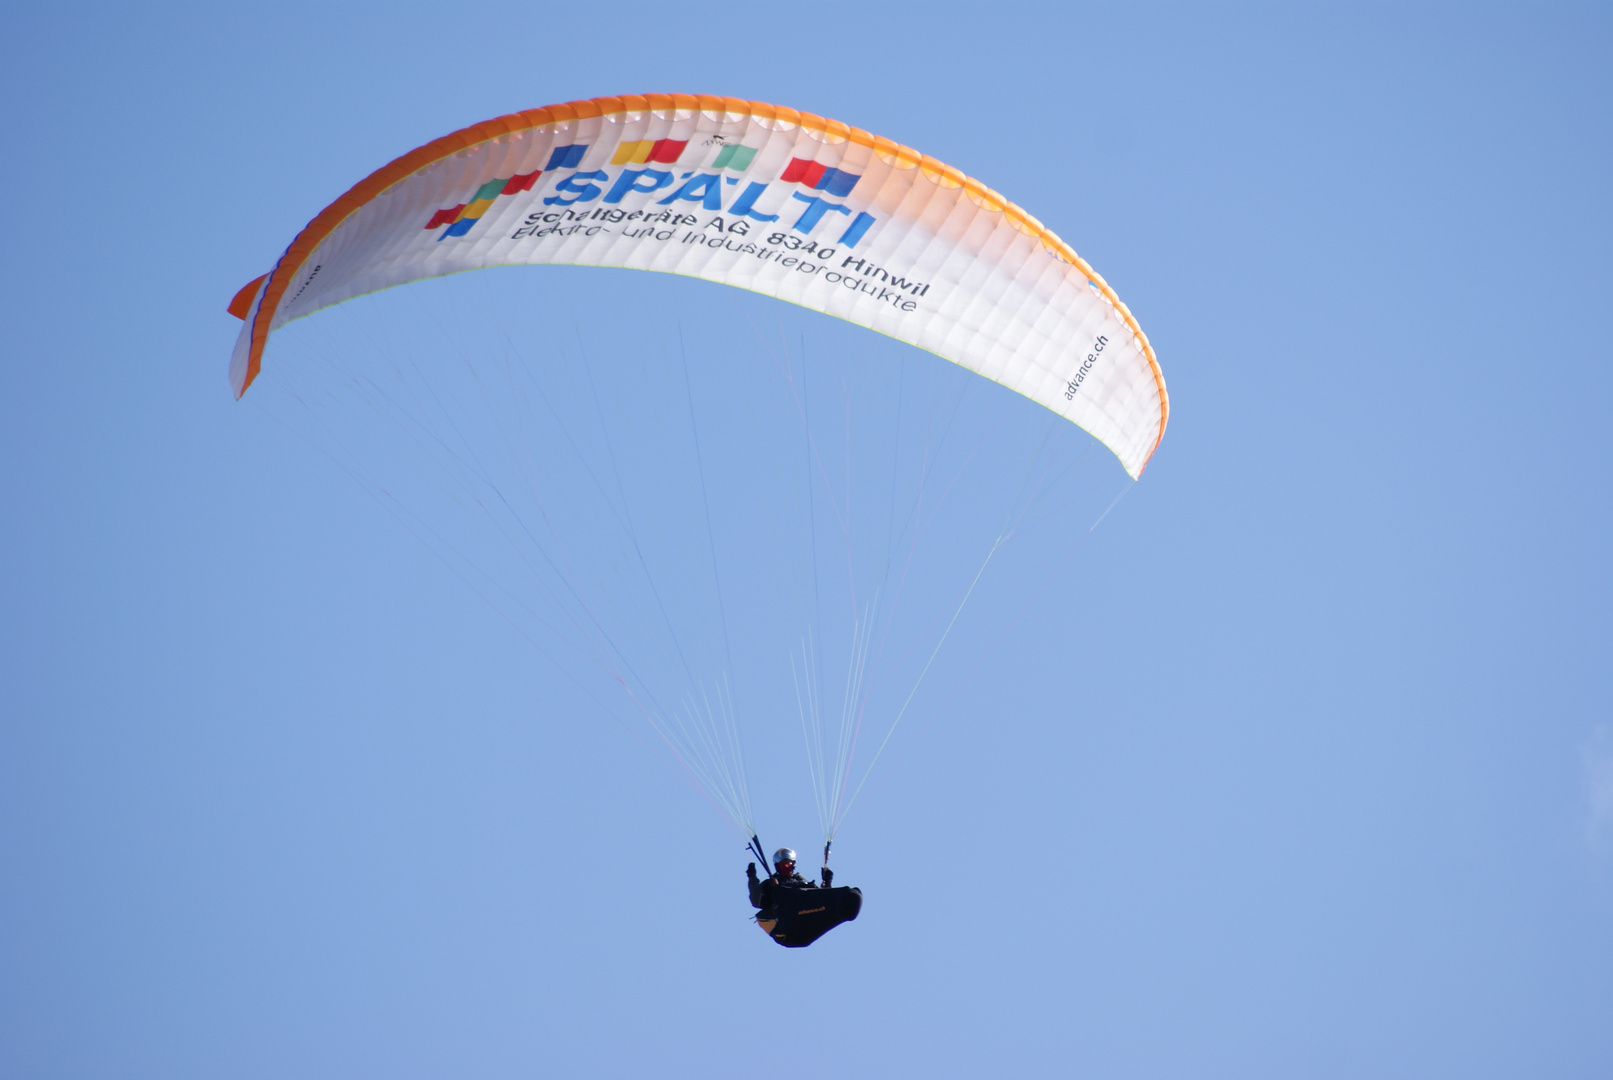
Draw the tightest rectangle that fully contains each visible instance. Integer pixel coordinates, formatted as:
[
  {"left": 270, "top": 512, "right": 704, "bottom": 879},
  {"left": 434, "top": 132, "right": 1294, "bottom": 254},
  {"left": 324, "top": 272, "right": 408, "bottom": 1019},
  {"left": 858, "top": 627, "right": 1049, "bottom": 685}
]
[{"left": 773, "top": 848, "right": 797, "bottom": 867}]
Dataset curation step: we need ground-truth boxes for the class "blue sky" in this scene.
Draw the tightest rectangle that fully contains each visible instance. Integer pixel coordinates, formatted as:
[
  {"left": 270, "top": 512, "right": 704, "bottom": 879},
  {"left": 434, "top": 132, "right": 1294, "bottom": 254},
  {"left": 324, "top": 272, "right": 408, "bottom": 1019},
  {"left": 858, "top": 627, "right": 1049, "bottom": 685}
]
[{"left": 2, "top": 4, "right": 1610, "bottom": 1077}]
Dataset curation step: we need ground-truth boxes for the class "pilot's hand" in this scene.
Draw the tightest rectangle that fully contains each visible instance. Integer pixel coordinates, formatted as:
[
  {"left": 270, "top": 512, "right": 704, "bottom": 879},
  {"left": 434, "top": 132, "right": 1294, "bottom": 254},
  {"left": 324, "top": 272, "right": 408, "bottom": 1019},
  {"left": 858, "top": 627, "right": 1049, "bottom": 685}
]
[
  {"left": 747, "top": 862, "right": 757, "bottom": 880},
  {"left": 821, "top": 867, "right": 833, "bottom": 887}
]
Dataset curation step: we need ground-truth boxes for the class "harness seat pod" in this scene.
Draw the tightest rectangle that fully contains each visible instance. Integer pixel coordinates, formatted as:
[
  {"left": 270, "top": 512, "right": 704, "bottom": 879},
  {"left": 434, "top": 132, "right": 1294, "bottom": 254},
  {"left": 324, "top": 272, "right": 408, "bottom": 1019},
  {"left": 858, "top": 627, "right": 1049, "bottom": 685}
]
[{"left": 755, "top": 885, "right": 863, "bottom": 947}]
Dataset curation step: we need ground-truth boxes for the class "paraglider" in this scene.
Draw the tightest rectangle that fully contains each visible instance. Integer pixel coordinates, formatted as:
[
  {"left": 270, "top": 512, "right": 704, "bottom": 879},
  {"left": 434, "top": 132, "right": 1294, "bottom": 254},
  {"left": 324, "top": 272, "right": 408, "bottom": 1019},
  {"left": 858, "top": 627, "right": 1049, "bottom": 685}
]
[
  {"left": 225, "top": 94, "right": 1165, "bottom": 948},
  {"left": 748, "top": 847, "right": 862, "bottom": 948}
]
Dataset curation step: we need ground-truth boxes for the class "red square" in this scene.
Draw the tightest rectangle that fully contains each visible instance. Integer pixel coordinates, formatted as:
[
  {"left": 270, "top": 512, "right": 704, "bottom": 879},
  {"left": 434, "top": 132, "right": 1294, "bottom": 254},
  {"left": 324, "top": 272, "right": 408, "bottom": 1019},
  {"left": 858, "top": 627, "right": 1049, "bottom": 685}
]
[{"left": 648, "top": 139, "right": 688, "bottom": 164}]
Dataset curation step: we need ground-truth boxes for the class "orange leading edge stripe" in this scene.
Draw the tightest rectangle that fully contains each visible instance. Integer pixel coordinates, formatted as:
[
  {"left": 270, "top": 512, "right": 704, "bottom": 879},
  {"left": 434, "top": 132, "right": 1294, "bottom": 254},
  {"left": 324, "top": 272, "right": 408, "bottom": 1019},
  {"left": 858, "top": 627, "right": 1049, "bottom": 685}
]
[{"left": 231, "top": 93, "right": 1169, "bottom": 470}]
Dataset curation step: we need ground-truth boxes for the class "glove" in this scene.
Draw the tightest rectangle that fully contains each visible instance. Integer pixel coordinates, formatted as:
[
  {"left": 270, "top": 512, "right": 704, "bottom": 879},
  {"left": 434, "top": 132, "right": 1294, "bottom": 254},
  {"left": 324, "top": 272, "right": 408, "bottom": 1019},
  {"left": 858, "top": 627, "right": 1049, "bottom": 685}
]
[
  {"left": 821, "top": 867, "right": 834, "bottom": 886},
  {"left": 747, "top": 862, "right": 757, "bottom": 880}
]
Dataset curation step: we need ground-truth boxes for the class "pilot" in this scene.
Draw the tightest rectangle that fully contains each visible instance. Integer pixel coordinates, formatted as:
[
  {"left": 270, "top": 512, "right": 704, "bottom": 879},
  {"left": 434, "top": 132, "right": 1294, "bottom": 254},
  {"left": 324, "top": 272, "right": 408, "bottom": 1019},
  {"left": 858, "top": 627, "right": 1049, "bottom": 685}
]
[{"left": 748, "top": 847, "right": 831, "bottom": 909}]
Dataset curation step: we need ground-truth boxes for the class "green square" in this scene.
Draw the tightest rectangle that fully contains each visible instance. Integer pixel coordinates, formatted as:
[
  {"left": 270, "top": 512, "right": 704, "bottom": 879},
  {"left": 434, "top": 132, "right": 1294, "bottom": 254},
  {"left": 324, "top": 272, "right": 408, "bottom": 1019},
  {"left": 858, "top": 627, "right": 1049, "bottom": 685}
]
[{"left": 714, "top": 144, "right": 756, "bottom": 171}]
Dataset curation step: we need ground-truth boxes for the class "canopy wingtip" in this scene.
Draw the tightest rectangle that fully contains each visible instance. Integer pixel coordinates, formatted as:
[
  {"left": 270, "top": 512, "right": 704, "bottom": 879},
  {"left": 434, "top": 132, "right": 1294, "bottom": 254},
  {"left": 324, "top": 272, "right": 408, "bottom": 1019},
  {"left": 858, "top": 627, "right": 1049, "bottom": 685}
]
[{"left": 228, "top": 273, "right": 269, "bottom": 320}]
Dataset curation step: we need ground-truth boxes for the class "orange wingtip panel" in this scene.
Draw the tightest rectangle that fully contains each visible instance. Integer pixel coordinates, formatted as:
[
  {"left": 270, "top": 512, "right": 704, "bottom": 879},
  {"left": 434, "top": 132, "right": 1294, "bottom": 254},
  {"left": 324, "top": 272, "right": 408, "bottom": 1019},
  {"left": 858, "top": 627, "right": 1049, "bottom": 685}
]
[{"left": 228, "top": 274, "right": 269, "bottom": 320}]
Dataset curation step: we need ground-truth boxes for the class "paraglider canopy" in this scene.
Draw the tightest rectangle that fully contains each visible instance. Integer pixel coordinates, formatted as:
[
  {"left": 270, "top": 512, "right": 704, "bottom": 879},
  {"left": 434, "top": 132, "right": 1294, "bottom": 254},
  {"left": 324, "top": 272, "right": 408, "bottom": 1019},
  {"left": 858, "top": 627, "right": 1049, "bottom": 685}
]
[{"left": 228, "top": 93, "right": 1166, "bottom": 477}]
